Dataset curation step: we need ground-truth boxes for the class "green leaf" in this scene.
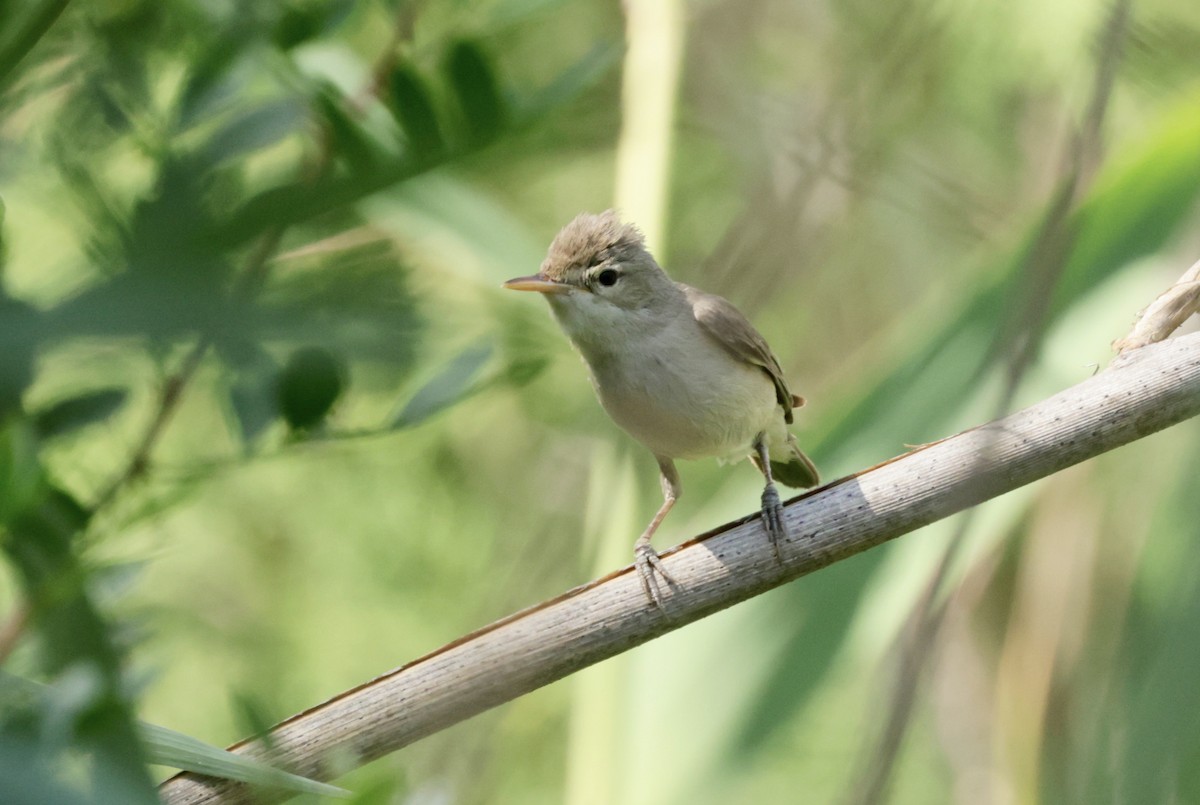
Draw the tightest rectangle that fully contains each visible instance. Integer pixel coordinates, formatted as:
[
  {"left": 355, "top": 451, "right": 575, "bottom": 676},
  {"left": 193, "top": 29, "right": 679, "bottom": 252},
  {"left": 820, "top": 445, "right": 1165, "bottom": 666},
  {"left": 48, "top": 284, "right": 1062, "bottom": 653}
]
[
  {"left": 0, "top": 294, "right": 37, "bottom": 419},
  {"left": 230, "top": 374, "right": 279, "bottom": 446},
  {"left": 0, "top": 0, "right": 71, "bottom": 93},
  {"left": 143, "top": 723, "right": 349, "bottom": 798},
  {"left": 277, "top": 346, "right": 346, "bottom": 432},
  {"left": 392, "top": 341, "right": 494, "bottom": 429},
  {"left": 273, "top": 0, "right": 355, "bottom": 51},
  {"left": 176, "top": 29, "right": 256, "bottom": 129},
  {"left": 1052, "top": 98, "right": 1200, "bottom": 314},
  {"left": 203, "top": 98, "right": 308, "bottom": 164},
  {"left": 274, "top": 5, "right": 325, "bottom": 51},
  {"left": 514, "top": 40, "right": 621, "bottom": 122},
  {"left": 316, "top": 87, "right": 380, "bottom": 172},
  {"left": 445, "top": 40, "right": 506, "bottom": 146},
  {"left": 387, "top": 64, "right": 443, "bottom": 161},
  {"left": 32, "top": 389, "right": 127, "bottom": 440},
  {"left": 504, "top": 356, "right": 549, "bottom": 387},
  {"left": 218, "top": 341, "right": 281, "bottom": 447},
  {"left": 0, "top": 673, "right": 348, "bottom": 798},
  {"left": 215, "top": 43, "right": 617, "bottom": 248}
]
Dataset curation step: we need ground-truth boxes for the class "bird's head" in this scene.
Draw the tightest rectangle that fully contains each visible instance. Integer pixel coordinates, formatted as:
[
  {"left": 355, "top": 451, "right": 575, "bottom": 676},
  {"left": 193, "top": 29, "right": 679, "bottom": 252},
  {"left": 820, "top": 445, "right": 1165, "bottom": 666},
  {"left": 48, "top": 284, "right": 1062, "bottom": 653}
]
[{"left": 504, "top": 211, "right": 682, "bottom": 343}]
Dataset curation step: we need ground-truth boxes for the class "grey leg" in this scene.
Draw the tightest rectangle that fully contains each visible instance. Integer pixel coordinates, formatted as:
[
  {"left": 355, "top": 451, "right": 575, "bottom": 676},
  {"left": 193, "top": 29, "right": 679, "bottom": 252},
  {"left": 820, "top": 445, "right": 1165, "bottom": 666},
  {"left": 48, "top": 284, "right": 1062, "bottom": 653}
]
[
  {"left": 633, "top": 456, "right": 681, "bottom": 609},
  {"left": 754, "top": 435, "right": 788, "bottom": 562}
]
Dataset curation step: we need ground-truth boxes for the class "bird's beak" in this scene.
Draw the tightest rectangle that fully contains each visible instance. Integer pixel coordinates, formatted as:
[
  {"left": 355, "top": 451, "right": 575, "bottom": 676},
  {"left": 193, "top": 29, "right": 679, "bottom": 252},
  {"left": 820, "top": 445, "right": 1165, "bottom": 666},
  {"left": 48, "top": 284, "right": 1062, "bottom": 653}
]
[{"left": 502, "top": 274, "right": 573, "bottom": 295}]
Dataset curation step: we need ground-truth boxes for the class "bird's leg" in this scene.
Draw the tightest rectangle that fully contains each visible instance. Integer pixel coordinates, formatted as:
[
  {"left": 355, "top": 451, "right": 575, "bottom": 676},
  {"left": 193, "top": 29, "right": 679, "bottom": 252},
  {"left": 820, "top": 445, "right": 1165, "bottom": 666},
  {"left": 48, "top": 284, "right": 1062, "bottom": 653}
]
[
  {"left": 633, "top": 457, "right": 681, "bottom": 609},
  {"left": 754, "top": 435, "right": 788, "bottom": 562}
]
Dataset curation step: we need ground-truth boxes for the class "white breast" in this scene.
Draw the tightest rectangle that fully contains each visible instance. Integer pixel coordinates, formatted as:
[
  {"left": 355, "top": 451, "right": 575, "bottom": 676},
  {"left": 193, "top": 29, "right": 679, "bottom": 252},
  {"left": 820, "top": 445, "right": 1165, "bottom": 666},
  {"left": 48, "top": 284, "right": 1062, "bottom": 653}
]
[{"left": 563, "top": 305, "right": 781, "bottom": 460}]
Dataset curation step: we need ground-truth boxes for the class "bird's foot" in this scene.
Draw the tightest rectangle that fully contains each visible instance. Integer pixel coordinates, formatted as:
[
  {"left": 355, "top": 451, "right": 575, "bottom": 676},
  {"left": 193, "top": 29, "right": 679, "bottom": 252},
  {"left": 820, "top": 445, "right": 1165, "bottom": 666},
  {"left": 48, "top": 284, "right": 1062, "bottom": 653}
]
[
  {"left": 634, "top": 542, "right": 676, "bottom": 610},
  {"left": 761, "top": 483, "right": 788, "bottom": 563}
]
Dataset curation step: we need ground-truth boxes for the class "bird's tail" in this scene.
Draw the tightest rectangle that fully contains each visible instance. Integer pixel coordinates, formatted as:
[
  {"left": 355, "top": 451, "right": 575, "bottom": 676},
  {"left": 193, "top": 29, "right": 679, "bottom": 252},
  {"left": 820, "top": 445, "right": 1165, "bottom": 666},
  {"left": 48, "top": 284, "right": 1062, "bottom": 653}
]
[{"left": 754, "top": 434, "right": 819, "bottom": 489}]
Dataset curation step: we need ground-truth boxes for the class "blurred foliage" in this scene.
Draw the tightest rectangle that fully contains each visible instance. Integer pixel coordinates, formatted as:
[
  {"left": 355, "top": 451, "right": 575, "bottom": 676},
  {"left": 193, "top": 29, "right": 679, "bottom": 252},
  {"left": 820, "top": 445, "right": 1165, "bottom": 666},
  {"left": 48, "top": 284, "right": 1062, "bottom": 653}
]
[
  {"left": 0, "top": 0, "right": 614, "bottom": 799},
  {"left": 0, "top": 0, "right": 1199, "bottom": 803}
]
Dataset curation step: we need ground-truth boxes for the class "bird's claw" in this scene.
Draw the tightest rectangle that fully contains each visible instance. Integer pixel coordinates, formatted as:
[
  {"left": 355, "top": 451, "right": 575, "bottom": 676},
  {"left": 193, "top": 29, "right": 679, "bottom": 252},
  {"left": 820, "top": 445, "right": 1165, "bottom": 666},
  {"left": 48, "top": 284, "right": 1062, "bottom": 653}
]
[
  {"left": 761, "top": 484, "right": 788, "bottom": 562},
  {"left": 634, "top": 542, "right": 676, "bottom": 610}
]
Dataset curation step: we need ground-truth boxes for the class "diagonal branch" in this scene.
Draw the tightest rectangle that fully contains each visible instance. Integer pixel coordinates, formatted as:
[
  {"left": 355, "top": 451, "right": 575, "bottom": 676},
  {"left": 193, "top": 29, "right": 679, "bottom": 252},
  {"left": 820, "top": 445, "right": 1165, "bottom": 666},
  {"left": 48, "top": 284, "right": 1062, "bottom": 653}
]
[{"left": 159, "top": 330, "right": 1200, "bottom": 805}]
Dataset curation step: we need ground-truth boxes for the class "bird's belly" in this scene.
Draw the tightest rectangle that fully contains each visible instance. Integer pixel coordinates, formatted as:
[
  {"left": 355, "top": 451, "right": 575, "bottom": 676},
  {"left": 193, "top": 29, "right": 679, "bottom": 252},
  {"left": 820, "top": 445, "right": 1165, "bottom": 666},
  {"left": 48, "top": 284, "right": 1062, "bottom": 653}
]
[{"left": 591, "top": 355, "right": 778, "bottom": 461}]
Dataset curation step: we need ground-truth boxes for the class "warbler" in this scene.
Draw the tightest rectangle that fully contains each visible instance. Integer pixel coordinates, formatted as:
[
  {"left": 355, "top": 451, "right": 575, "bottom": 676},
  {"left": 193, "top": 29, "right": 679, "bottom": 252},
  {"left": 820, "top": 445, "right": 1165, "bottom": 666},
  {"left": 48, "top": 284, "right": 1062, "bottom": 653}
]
[{"left": 505, "top": 211, "right": 818, "bottom": 606}]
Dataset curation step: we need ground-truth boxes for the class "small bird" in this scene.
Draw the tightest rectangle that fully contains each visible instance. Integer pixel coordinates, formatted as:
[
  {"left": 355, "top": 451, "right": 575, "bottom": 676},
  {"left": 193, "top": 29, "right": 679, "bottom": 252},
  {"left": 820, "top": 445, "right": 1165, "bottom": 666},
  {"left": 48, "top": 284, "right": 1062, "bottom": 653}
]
[{"left": 504, "top": 211, "right": 818, "bottom": 607}]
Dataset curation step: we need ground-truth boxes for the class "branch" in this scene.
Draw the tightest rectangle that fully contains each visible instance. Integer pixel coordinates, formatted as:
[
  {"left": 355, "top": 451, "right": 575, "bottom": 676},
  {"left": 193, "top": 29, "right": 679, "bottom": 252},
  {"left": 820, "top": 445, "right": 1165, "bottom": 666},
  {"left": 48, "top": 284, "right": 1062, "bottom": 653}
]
[{"left": 159, "top": 331, "right": 1200, "bottom": 805}]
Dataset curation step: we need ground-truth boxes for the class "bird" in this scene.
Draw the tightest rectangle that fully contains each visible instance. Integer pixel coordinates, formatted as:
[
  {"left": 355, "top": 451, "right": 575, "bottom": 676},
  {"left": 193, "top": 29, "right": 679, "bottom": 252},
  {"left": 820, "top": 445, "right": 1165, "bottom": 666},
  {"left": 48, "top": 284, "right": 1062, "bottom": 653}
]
[{"left": 503, "top": 210, "right": 818, "bottom": 607}]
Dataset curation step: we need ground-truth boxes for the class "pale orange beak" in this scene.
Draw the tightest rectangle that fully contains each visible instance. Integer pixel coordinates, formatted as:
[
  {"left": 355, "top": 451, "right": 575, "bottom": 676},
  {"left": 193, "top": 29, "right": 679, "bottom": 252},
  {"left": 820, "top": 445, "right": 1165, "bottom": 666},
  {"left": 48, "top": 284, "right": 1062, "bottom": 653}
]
[{"left": 502, "top": 274, "right": 572, "bottom": 295}]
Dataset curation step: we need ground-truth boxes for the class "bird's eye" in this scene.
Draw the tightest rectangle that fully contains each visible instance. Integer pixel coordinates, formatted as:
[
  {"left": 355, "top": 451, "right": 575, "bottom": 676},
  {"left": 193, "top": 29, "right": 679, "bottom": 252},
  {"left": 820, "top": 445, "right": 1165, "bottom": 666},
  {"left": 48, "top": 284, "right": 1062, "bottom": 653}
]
[{"left": 596, "top": 268, "right": 620, "bottom": 287}]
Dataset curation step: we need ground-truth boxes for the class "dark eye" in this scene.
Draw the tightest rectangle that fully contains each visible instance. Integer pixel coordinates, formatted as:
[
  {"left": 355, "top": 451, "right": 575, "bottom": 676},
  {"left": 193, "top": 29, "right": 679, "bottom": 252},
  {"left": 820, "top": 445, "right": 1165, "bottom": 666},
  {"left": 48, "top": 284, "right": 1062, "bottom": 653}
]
[{"left": 596, "top": 268, "right": 620, "bottom": 287}]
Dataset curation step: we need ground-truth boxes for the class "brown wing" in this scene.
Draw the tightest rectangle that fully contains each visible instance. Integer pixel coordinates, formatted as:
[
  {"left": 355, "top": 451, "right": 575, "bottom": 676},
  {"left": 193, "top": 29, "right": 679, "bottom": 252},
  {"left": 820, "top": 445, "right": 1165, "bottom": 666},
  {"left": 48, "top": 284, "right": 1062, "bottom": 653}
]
[{"left": 682, "top": 284, "right": 796, "bottom": 424}]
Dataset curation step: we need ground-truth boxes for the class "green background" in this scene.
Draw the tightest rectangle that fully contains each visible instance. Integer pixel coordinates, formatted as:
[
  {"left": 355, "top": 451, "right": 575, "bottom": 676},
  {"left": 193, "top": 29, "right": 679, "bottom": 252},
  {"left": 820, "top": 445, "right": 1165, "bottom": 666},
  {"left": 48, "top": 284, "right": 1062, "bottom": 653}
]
[{"left": 2, "top": 0, "right": 1200, "bottom": 802}]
